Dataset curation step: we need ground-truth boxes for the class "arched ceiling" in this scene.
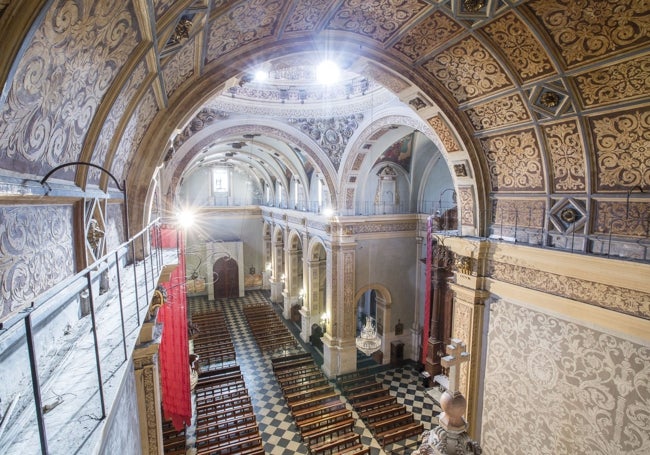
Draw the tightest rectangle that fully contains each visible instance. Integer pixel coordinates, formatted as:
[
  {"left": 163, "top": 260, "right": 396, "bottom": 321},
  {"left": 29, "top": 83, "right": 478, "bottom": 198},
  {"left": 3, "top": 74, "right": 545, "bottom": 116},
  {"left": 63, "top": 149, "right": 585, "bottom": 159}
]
[{"left": 0, "top": 0, "right": 648, "bottom": 239}]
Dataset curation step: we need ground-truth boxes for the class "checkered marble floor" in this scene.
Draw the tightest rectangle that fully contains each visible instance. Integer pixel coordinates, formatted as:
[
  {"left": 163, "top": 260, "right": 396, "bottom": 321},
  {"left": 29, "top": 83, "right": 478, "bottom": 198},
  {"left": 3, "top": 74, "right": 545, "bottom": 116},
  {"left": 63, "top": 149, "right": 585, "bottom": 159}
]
[{"left": 188, "top": 291, "right": 441, "bottom": 455}]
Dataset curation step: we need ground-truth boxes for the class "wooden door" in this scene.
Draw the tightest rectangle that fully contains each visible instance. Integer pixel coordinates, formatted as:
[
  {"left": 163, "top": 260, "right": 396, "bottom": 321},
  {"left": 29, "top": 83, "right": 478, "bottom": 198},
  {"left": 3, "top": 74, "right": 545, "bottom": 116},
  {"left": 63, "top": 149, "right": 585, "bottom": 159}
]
[{"left": 213, "top": 257, "right": 239, "bottom": 298}]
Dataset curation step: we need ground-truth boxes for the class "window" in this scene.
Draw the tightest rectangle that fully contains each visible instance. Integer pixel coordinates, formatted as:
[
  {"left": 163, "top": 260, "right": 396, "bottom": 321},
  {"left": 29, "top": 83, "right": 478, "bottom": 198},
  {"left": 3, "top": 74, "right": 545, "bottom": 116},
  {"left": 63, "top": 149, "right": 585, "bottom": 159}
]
[{"left": 213, "top": 167, "right": 229, "bottom": 193}]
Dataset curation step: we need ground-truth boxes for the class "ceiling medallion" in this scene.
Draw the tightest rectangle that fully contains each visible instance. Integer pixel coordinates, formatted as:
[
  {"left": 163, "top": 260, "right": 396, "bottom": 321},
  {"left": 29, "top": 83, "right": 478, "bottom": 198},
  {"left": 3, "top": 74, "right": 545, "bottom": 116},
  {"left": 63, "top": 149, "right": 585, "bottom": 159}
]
[
  {"left": 560, "top": 207, "right": 579, "bottom": 223},
  {"left": 463, "top": 0, "right": 486, "bottom": 12},
  {"left": 540, "top": 91, "right": 560, "bottom": 108}
]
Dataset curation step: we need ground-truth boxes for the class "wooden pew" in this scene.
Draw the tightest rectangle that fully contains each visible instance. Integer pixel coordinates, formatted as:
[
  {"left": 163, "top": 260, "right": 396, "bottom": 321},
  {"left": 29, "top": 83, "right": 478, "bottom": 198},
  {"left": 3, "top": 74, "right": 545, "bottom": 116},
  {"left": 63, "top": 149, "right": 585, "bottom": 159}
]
[
  {"left": 375, "top": 422, "right": 424, "bottom": 447},
  {"left": 359, "top": 403, "right": 405, "bottom": 422},
  {"left": 288, "top": 390, "right": 339, "bottom": 412},
  {"left": 303, "top": 418, "right": 355, "bottom": 445},
  {"left": 281, "top": 377, "right": 330, "bottom": 397},
  {"left": 284, "top": 384, "right": 333, "bottom": 404},
  {"left": 343, "top": 380, "right": 382, "bottom": 395},
  {"left": 346, "top": 387, "right": 389, "bottom": 404},
  {"left": 368, "top": 413, "right": 413, "bottom": 433},
  {"left": 353, "top": 395, "right": 397, "bottom": 413},
  {"left": 293, "top": 400, "right": 346, "bottom": 423},
  {"left": 309, "top": 431, "right": 360, "bottom": 455},
  {"left": 296, "top": 408, "right": 352, "bottom": 434},
  {"left": 332, "top": 444, "right": 371, "bottom": 455}
]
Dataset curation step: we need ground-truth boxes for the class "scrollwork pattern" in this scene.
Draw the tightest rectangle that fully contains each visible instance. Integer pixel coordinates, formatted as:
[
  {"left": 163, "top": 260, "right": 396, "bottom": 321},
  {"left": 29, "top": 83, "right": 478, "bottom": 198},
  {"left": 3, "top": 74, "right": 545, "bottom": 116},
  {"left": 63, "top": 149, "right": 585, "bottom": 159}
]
[
  {"left": 422, "top": 37, "right": 512, "bottom": 103},
  {"left": 162, "top": 37, "right": 196, "bottom": 98},
  {"left": 327, "top": 0, "right": 428, "bottom": 44},
  {"left": 594, "top": 201, "right": 650, "bottom": 238},
  {"left": 483, "top": 11, "right": 555, "bottom": 82},
  {"left": 393, "top": 10, "right": 462, "bottom": 61},
  {"left": 427, "top": 115, "right": 461, "bottom": 153},
  {"left": 481, "top": 130, "right": 545, "bottom": 191},
  {"left": 483, "top": 300, "right": 650, "bottom": 454},
  {"left": 575, "top": 55, "right": 650, "bottom": 108},
  {"left": 458, "top": 187, "right": 474, "bottom": 225},
  {"left": 590, "top": 109, "right": 650, "bottom": 191},
  {"left": 528, "top": 0, "right": 650, "bottom": 68},
  {"left": 466, "top": 94, "right": 530, "bottom": 131},
  {"left": 0, "top": 0, "right": 139, "bottom": 178},
  {"left": 285, "top": 0, "right": 336, "bottom": 32},
  {"left": 492, "top": 199, "right": 546, "bottom": 227},
  {"left": 0, "top": 206, "right": 74, "bottom": 320},
  {"left": 542, "top": 120, "right": 586, "bottom": 192}
]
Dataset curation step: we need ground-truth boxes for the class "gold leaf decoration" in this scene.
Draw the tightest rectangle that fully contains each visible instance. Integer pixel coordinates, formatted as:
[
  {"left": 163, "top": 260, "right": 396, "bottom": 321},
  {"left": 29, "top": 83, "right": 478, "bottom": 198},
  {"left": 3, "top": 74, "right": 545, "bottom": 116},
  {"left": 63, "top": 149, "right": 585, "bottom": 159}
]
[
  {"left": 481, "top": 130, "right": 545, "bottom": 191},
  {"left": 422, "top": 36, "right": 512, "bottom": 102},
  {"left": 590, "top": 109, "right": 650, "bottom": 191},
  {"left": 482, "top": 11, "right": 556, "bottom": 82},
  {"left": 528, "top": 0, "right": 650, "bottom": 68},
  {"left": 542, "top": 120, "right": 586, "bottom": 192},
  {"left": 465, "top": 94, "right": 530, "bottom": 131},
  {"left": 575, "top": 54, "right": 650, "bottom": 108}
]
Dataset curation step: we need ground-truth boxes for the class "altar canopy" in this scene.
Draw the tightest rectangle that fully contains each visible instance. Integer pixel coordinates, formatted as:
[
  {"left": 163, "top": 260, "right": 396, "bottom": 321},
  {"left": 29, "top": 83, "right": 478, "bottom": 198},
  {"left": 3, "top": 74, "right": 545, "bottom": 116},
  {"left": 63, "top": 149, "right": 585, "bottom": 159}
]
[{"left": 158, "top": 228, "right": 191, "bottom": 430}]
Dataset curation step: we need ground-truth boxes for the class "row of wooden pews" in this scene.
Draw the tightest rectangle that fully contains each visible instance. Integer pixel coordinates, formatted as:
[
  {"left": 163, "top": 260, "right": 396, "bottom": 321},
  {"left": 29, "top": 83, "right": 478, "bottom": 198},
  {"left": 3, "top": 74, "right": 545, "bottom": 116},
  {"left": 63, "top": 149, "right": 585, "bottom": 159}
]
[
  {"left": 194, "top": 366, "right": 264, "bottom": 455},
  {"left": 338, "top": 371, "right": 423, "bottom": 448},
  {"left": 272, "top": 353, "right": 370, "bottom": 455},
  {"left": 242, "top": 303, "right": 298, "bottom": 353},
  {"left": 191, "top": 310, "right": 237, "bottom": 372},
  {"left": 162, "top": 419, "right": 187, "bottom": 454}
]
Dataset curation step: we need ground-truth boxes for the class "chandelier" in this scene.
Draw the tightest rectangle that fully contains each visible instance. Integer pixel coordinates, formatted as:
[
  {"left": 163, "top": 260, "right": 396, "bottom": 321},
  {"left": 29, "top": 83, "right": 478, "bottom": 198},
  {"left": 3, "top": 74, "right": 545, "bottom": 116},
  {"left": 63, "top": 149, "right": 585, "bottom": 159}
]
[{"left": 356, "top": 316, "right": 382, "bottom": 356}]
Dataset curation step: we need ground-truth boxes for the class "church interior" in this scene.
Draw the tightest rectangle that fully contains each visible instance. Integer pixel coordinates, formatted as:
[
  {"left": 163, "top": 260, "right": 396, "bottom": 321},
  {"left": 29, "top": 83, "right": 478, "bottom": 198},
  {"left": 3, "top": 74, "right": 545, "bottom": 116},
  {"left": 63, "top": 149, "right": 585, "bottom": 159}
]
[{"left": 0, "top": 0, "right": 649, "bottom": 454}]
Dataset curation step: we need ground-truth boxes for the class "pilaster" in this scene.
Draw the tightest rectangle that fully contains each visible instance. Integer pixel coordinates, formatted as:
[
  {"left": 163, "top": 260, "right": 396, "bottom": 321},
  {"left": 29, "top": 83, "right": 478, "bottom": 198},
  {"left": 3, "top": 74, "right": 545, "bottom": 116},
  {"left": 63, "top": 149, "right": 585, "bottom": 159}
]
[{"left": 133, "top": 341, "right": 163, "bottom": 455}]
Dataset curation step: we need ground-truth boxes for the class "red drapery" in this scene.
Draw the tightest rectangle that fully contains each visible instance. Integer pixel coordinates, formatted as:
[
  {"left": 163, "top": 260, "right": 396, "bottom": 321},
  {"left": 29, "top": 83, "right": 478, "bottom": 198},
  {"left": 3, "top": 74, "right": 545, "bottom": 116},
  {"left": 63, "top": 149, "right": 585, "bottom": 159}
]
[
  {"left": 421, "top": 216, "right": 433, "bottom": 365},
  {"left": 158, "top": 228, "right": 191, "bottom": 430}
]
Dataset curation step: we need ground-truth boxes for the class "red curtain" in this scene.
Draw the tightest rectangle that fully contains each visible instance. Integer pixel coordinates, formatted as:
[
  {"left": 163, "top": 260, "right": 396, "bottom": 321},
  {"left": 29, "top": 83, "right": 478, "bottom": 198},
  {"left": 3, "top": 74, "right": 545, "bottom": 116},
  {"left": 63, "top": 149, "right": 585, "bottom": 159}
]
[
  {"left": 421, "top": 216, "right": 433, "bottom": 365},
  {"left": 158, "top": 228, "right": 191, "bottom": 430}
]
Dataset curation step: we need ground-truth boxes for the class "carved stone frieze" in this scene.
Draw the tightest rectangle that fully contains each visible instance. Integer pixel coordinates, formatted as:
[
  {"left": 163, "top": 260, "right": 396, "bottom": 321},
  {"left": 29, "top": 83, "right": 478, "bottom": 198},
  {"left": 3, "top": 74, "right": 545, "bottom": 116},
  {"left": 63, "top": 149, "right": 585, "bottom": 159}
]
[
  {"left": 422, "top": 36, "right": 513, "bottom": 103},
  {"left": 393, "top": 10, "right": 463, "bottom": 62},
  {"left": 0, "top": 205, "right": 74, "bottom": 320},
  {"left": 541, "top": 119, "right": 587, "bottom": 192},
  {"left": 480, "top": 129, "right": 545, "bottom": 191},
  {"left": 0, "top": 0, "right": 140, "bottom": 178},
  {"left": 346, "top": 188, "right": 355, "bottom": 209},
  {"left": 590, "top": 108, "right": 650, "bottom": 191},
  {"left": 111, "top": 88, "right": 160, "bottom": 183},
  {"left": 465, "top": 94, "right": 530, "bottom": 131},
  {"left": 483, "top": 300, "right": 650, "bottom": 453},
  {"left": 482, "top": 11, "right": 556, "bottom": 82},
  {"left": 575, "top": 54, "right": 650, "bottom": 108},
  {"left": 528, "top": 0, "right": 650, "bottom": 69},
  {"left": 288, "top": 114, "right": 363, "bottom": 170},
  {"left": 205, "top": 0, "right": 282, "bottom": 61},
  {"left": 489, "top": 261, "right": 650, "bottom": 320},
  {"left": 427, "top": 115, "right": 462, "bottom": 153},
  {"left": 351, "top": 222, "right": 417, "bottom": 234},
  {"left": 162, "top": 36, "right": 196, "bottom": 98},
  {"left": 90, "top": 60, "right": 149, "bottom": 185},
  {"left": 327, "top": 0, "right": 429, "bottom": 44}
]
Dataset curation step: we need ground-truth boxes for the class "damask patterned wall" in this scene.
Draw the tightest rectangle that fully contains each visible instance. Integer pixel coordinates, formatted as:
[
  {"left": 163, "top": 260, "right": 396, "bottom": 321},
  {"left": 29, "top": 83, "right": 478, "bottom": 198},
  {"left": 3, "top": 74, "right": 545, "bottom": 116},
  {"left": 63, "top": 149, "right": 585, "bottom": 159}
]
[
  {"left": 482, "top": 300, "right": 650, "bottom": 454},
  {"left": 0, "top": 205, "right": 74, "bottom": 320}
]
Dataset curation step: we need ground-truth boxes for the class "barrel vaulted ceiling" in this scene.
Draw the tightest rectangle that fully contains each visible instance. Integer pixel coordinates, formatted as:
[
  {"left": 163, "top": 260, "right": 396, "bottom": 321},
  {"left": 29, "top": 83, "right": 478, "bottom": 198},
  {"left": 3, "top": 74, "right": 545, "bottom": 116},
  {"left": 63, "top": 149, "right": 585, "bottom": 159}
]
[{"left": 0, "top": 0, "right": 649, "bottom": 242}]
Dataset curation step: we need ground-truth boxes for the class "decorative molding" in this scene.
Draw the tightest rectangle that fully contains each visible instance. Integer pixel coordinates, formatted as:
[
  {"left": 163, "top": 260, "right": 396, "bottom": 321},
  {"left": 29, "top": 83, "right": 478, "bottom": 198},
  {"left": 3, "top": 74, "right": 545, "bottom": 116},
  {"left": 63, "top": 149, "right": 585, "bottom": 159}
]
[
  {"left": 427, "top": 115, "right": 461, "bottom": 153},
  {"left": 161, "top": 36, "right": 196, "bottom": 98},
  {"left": 350, "top": 221, "right": 417, "bottom": 234},
  {"left": 492, "top": 199, "right": 546, "bottom": 228},
  {"left": 593, "top": 201, "right": 650, "bottom": 237},
  {"left": 284, "top": 0, "right": 336, "bottom": 32}
]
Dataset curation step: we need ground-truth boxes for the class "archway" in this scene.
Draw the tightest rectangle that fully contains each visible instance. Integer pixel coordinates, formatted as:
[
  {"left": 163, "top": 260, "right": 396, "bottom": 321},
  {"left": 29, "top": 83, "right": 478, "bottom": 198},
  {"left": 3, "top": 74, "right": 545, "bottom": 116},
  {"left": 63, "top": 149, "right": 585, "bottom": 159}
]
[
  {"left": 303, "top": 239, "right": 327, "bottom": 346},
  {"left": 353, "top": 284, "right": 393, "bottom": 365},
  {"left": 285, "top": 230, "right": 304, "bottom": 322}
]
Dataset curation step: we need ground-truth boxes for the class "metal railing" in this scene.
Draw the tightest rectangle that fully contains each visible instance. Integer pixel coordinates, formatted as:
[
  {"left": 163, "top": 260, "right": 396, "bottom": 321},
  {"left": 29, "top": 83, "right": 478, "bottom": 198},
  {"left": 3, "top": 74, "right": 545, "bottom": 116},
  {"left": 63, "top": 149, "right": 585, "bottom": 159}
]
[{"left": 0, "top": 220, "right": 165, "bottom": 454}]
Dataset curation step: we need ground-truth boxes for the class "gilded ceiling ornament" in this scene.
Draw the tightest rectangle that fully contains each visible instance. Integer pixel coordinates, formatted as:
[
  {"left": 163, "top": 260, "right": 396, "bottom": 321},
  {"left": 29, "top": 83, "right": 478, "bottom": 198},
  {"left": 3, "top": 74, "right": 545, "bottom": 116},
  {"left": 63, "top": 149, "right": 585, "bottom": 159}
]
[
  {"left": 559, "top": 207, "right": 578, "bottom": 223},
  {"left": 87, "top": 219, "right": 105, "bottom": 250},
  {"left": 463, "top": 0, "right": 485, "bottom": 13},
  {"left": 540, "top": 91, "right": 560, "bottom": 108}
]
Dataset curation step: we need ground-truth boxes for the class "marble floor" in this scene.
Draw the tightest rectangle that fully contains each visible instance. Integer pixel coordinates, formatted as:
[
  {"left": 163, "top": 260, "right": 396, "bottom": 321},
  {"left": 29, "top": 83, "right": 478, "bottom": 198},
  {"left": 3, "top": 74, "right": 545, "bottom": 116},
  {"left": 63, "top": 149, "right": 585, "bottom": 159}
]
[{"left": 187, "top": 291, "right": 441, "bottom": 455}]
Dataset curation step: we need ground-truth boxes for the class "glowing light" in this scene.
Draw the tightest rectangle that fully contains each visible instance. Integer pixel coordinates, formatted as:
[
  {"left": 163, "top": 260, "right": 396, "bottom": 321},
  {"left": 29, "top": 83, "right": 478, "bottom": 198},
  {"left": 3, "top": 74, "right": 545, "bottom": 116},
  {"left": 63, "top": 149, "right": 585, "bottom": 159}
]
[
  {"left": 253, "top": 69, "right": 268, "bottom": 82},
  {"left": 322, "top": 207, "right": 334, "bottom": 217},
  {"left": 176, "top": 209, "right": 195, "bottom": 228},
  {"left": 316, "top": 60, "right": 340, "bottom": 85}
]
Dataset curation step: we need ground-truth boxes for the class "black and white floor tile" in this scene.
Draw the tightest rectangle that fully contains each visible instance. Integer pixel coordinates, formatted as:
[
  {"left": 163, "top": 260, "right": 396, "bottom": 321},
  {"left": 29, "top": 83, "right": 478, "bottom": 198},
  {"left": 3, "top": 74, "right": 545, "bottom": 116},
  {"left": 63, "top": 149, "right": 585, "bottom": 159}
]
[{"left": 188, "top": 291, "right": 441, "bottom": 455}]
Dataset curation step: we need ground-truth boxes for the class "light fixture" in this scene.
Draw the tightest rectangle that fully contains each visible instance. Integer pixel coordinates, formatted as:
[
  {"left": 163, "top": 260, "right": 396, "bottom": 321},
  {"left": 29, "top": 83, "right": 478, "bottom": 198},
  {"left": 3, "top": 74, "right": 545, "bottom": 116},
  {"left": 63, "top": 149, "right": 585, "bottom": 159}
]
[
  {"left": 253, "top": 69, "right": 268, "bottom": 82},
  {"left": 356, "top": 315, "right": 381, "bottom": 356},
  {"left": 176, "top": 209, "right": 195, "bottom": 228},
  {"left": 322, "top": 207, "right": 334, "bottom": 217},
  {"left": 316, "top": 60, "right": 340, "bottom": 85}
]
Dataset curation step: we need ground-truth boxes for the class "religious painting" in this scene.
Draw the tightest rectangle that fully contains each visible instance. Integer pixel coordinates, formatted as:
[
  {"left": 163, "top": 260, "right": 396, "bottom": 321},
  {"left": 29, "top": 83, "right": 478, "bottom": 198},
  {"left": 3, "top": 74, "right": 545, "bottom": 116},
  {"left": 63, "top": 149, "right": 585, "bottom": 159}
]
[{"left": 375, "top": 132, "right": 414, "bottom": 173}]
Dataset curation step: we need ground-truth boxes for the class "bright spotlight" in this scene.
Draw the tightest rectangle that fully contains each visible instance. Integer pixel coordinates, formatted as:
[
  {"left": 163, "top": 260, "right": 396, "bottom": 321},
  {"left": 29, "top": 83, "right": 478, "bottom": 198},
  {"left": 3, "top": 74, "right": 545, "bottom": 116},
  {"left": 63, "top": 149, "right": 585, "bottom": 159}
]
[
  {"left": 176, "top": 209, "right": 195, "bottom": 228},
  {"left": 253, "top": 69, "right": 268, "bottom": 82},
  {"left": 322, "top": 207, "right": 334, "bottom": 217},
  {"left": 316, "top": 60, "right": 340, "bottom": 85}
]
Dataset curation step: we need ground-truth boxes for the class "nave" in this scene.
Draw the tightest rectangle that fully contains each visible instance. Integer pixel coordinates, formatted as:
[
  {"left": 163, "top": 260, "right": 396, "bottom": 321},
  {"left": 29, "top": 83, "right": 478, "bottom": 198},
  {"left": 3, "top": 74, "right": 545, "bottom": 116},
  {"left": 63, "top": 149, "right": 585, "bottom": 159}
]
[{"left": 172, "top": 291, "right": 440, "bottom": 455}]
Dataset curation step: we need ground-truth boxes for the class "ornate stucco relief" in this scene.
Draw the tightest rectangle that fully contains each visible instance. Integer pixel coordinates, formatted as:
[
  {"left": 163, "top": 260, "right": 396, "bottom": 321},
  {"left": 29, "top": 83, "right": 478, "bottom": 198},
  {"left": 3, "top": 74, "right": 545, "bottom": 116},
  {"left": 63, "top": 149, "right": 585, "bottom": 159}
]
[
  {"left": 90, "top": 60, "right": 149, "bottom": 185},
  {"left": 458, "top": 186, "right": 475, "bottom": 226},
  {"left": 343, "top": 250, "right": 355, "bottom": 338},
  {"left": 422, "top": 36, "right": 513, "bottom": 103},
  {"left": 326, "top": 0, "right": 429, "bottom": 44},
  {"left": 574, "top": 54, "right": 650, "bottom": 108},
  {"left": 393, "top": 10, "right": 462, "bottom": 62},
  {"left": 427, "top": 115, "right": 461, "bottom": 153},
  {"left": 205, "top": 0, "right": 282, "bottom": 61},
  {"left": 483, "top": 299, "right": 650, "bottom": 454},
  {"left": 0, "top": 0, "right": 140, "bottom": 178},
  {"left": 481, "top": 129, "right": 545, "bottom": 192},
  {"left": 590, "top": 108, "right": 650, "bottom": 191},
  {"left": 482, "top": 11, "right": 556, "bottom": 82},
  {"left": 111, "top": 88, "right": 160, "bottom": 182},
  {"left": 465, "top": 94, "right": 530, "bottom": 131},
  {"left": 541, "top": 120, "right": 586, "bottom": 192},
  {"left": 284, "top": 0, "right": 336, "bottom": 32},
  {"left": 0, "top": 205, "right": 74, "bottom": 320},
  {"left": 528, "top": 0, "right": 650, "bottom": 69},
  {"left": 489, "top": 261, "right": 650, "bottom": 320},
  {"left": 350, "top": 222, "right": 417, "bottom": 234},
  {"left": 162, "top": 36, "right": 196, "bottom": 98}
]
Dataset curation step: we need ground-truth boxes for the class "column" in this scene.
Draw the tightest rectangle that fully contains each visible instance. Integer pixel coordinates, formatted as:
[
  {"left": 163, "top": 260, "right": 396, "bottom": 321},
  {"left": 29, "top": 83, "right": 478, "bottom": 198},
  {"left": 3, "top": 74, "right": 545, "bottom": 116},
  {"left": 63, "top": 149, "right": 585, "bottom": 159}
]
[
  {"left": 270, "top": 228, "right": 284, "bottom": 304},
  {"left": 282, "top": 250, "right": 300, "bottom": 319},
  {"left": 411, "top": 236, "right": 424, "bottom": 363},
  {"left": 321, "top": 238, "right": 357, "bottom": 378},
  {"left": 133, "top": 343, "right": 163, "bottom": 455}
]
